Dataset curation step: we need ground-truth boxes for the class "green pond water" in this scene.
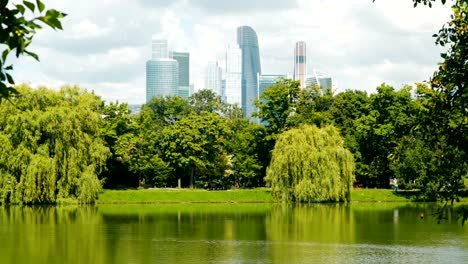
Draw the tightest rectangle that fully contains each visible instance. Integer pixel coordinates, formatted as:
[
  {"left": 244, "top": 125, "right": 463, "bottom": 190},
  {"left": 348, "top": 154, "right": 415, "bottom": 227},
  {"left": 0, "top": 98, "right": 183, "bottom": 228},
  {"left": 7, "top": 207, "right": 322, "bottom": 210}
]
[{"left": 0, "top": 203, "right": 467, "bottom": 264}]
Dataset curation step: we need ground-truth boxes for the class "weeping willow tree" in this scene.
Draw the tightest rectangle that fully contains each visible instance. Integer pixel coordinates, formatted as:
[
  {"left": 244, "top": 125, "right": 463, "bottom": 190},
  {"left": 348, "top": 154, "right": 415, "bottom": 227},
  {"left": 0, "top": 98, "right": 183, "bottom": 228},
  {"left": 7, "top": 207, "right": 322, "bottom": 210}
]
[
  {"left": 0, "top": 85, "right": 110, "bottom": 204},
  {"left": 266, "top": 125, "right": 355, "bottom": 203}
]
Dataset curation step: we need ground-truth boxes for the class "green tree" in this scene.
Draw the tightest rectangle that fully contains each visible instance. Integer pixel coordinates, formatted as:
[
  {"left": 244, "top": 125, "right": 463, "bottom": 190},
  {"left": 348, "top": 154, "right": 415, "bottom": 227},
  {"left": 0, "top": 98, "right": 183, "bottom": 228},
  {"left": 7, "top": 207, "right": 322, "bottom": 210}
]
[
  {"left": 99, "top": 101, "right": 136, "bottom": 188},
  {"left": 289, "top": 86, "right": 334, "bottom": 127},
  {"left": 226, "top": 117, "right": 266, "bottom": 187},
  {"left": 253, "top": 79, "right": 301, "bottom": 134},
  {"left": 0, "top": 85, "right": 110, "bottom": 204},
  {"left": 330, "top": 90, "right": 371, "bottom": 182},
  {"left": 355, "top": 84, "right": 417, "bottom": 187},
  {"left": 266, "top": 125, "right": 354, "bottom": 203},
  {"left": 0, "top": 0, "right": 66, "bottom": 100},
  {"left": 189, "top": 89, "right": 224, "bottom": 114},
  {"left": 161, "top": 112, "right": 231, "bottom": 188}
]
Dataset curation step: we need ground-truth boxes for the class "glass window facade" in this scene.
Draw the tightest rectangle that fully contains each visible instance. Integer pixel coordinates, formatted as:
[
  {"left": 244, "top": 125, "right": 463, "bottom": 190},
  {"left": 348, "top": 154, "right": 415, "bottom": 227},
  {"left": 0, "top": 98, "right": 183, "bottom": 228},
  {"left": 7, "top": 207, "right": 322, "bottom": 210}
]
[
  {"left": 146, "top": 59, "right": 179, "bottom": 102},
  {"left": 170, "top": 51, "right": 190, "bottom": 100},
  {"left": 237, "top": 26, "right": 261, "bottom": 119},
  {"left": 225, "top": 44, "right": 242, "bottom": 106},
  {"left": 205, "top": 61, "right": 223, "bottom": 96}
]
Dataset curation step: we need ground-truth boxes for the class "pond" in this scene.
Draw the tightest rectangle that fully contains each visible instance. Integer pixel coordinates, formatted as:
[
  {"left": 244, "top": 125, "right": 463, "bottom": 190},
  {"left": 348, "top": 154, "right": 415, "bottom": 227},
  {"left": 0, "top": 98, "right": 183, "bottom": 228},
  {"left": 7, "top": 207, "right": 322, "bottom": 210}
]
[{"left": 0, "top": 203, "right": 466, "bottom": 263}]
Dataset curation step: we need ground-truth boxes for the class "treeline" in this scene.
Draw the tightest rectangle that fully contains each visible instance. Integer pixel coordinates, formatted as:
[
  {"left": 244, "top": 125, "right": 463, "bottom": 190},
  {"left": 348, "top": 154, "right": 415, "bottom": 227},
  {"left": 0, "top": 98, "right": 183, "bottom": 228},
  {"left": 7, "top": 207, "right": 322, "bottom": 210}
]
[{"left": 0, "top": 79, "right": 466, "bottom": 204}]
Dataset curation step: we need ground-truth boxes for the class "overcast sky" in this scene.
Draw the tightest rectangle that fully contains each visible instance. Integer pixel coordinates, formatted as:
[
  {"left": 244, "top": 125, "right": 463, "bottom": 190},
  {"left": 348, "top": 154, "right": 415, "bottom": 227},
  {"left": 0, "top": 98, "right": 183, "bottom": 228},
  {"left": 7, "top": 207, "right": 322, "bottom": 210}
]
[{"left": 12, "top": 0, "right": 451, "bottom": 104}]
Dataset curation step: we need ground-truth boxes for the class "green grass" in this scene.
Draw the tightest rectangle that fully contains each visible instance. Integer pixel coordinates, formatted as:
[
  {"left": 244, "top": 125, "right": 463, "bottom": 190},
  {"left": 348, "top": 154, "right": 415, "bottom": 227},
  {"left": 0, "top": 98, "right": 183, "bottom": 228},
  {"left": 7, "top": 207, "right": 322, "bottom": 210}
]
[
  {"left": 351, "top": 189, "right": 418, "bottom": 202},
  {"left": 97, "top": 188, "right": 274, "bottom": 204},
  {"left": 97, "top": 188, "right": 467, "bottom": 204}
]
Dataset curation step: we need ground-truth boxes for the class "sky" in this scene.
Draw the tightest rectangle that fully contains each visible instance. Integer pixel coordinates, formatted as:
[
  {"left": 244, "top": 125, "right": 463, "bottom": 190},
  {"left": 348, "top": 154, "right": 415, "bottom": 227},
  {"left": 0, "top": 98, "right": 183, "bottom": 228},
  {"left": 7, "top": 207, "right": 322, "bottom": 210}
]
[{"left": 12, "top": 0, "right": 452, "bottom": 104}]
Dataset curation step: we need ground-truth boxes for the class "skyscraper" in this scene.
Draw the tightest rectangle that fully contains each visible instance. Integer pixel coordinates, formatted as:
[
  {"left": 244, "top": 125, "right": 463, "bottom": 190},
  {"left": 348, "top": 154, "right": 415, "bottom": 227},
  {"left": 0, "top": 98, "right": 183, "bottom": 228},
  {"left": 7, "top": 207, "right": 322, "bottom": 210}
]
[
  {"left": 170, "top": 51, "right": 190, "bottom": 100},
  {"left": 152, "top": 39, "right": 168, "bottom": 59},
  {"left": 205, "top": 61, "right": 222, "bottom": 96},
  {"left": 258, "top": 74, "right": 288, "bottom": 98},
  {"left": 146, "top": 38, "right": 179, "bottom": 102},
  {"left": 225, "top": 43, "right": 242, "bottom": 106},
  {"left": 237, "top": 26, "right": 261, "bottom": 118},
  {"left": 306, "top": 69, "right": 333, "bottom": 92},
  {"left": 294, "top": 41, "right": 307, "bottom": 89}
]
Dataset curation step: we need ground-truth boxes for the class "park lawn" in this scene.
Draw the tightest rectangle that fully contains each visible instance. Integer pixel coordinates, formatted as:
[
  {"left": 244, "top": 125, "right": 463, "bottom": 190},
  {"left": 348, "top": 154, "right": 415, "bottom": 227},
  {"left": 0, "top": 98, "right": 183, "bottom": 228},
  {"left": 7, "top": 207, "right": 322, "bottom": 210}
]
[
  {"left": 351, "top": 188, "right": 418, "bottom": 202},
  {"left": 97, "top": 188, "right": 274, "bottom": 204},
  {"left": 97, "top": 188, "right": 467, "bottom": 204}
]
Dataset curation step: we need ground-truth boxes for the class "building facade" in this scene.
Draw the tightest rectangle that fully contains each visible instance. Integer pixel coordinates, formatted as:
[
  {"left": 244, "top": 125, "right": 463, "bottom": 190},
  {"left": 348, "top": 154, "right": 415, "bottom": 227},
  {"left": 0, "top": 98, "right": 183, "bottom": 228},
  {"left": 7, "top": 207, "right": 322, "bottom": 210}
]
[
  {"left": 237, "top": 26, "right": 261, "bottom": 118},
  {"left": 205, "top": 61, "right": 223, "bottom": 96},
  {"left": 170, "top": 51, "right": 190, "bottom": 100},
  {"left": 306, "top": 69, "right": 332, "bottom": 92},
  {"left": 146, "top": 39, "right": 179, "bottom": 102},
  {"left": 258, "top": 74, "right": 288, "bottom": 99},
  {"left": 294, "top": 41, "right": 307, "bottom": 89},
  {"left": 225, "top": 44, "right": 242, "bottom": 106}
]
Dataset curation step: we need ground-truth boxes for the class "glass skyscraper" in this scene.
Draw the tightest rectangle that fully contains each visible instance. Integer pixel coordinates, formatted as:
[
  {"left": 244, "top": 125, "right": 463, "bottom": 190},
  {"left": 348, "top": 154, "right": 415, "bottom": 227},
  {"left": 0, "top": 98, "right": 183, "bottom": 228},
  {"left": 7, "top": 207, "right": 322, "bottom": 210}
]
[
  {"left": 306, "top": 69, "right": 333, "bottom": 92},
  {"left": 237, "top": 26, "right": 261, "bottom": 118},
  {"left": 170, "top": 51, "right": 190, "bottom": 100},
  {"left": 258, "top": 74, "right": 288, "bottom": 98},
  {"left": 225, "top": 44, "right": 242, "bottom": 106},
  {"left": 146, "top": 39, "right": 179, "bottom": 102},
  {"left": 294, "top": 41, "right": 307, "bottom": 89},
  {"left": 205, "top": 61, "right": 223, "bottom": 96}
]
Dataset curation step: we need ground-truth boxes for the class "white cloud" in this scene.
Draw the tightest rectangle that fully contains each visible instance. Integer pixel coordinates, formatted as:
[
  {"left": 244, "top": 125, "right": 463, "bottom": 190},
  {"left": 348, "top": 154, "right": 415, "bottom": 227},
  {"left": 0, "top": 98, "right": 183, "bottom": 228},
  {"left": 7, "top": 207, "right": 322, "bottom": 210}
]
[{"left": 11, "top": 0, "right": 453, "bottom": 104}]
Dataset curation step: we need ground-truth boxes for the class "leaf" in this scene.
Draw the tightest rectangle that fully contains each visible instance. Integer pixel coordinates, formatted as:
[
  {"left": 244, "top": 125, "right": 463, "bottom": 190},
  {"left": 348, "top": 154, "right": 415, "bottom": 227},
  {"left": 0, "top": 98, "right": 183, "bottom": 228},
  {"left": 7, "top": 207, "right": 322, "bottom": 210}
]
[
  {"left": 15, "top": 4, "right": 25, "bottom": 14},
  {"left": 4, "top": 65, "right": 13, "bottom": 71},
  {"left": 2, "top": 48, "right": 10, "bottom": 62},
  {"left": 36, "top": 0, "right": 45, "bottom": 12},
  {"left": 6, "top": 73, "right": 14, "bottom": 85},
  {"left": 25, "top": 50, "right": 39, "bottom": 61},
  {"left": 23, "top": 1, "right": 35, "bottom": 12}
]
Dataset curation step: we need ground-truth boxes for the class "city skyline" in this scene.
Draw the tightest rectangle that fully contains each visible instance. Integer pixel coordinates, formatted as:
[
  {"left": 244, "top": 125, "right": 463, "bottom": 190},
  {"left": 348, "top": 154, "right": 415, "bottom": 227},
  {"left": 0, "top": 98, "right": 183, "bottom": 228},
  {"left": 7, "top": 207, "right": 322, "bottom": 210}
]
[{"left": 12, "top": 0, "right": 451, "bottom": 104}]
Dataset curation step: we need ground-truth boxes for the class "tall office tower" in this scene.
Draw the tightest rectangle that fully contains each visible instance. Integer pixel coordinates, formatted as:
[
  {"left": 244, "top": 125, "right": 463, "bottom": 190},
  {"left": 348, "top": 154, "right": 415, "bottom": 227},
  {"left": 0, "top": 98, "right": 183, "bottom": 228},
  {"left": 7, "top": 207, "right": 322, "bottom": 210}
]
[
  {"left": 258, "top": 74, "right": 288, "bottom": 99},
  {"left": 170, "top": 51, "right": 190, "bottom": 100},
  {"left": 306, "top": 69, "right": 333, "bottom": 92},
  {"left": 152, "top": 39, "right": 168, "bottom": 59},
  {"left": 146, "top": 39, "right": 179, "bottom": 102},
  {"left": 294, "top": 41, "right": 307, "bottom": 89},
  {"left": 205, "top": 61, "right": 223, "bottom": 96},
  {"left": 225, "top": 44, "right": 242, "bottom": 106},
  {"left": 237, "top": 26, "right": 261, "bottom": 118}
]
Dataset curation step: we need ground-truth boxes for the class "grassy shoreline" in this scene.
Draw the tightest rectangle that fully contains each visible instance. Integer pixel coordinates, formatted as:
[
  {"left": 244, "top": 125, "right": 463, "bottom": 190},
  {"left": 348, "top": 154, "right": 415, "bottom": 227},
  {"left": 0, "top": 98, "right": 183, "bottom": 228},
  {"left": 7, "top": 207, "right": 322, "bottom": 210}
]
[{"left": 96, "top": 188, "right": 467, "bottom": 204}]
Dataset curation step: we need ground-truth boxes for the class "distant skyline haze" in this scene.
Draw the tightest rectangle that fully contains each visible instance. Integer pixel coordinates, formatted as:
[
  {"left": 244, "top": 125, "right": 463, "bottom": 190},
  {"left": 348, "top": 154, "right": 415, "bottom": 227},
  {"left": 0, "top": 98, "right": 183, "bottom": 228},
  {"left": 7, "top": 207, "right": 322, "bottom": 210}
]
[{"left": 12, "top": 0, "right": 451, "bottom": 104}]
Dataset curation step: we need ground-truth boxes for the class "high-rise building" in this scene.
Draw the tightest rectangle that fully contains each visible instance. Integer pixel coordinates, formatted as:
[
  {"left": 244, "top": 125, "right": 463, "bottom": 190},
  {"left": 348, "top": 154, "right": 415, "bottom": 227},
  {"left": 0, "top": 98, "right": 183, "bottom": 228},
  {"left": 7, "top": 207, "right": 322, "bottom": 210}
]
[
  {"left": 146, "top": 39, "right": 179, "bottom": 102},
  {"left": 205, "top": 61, "right": 223, "bottom": 96},
  {"left": 294, "top": 41, "right": 307, "bottom": 89},
  {"left": 306, "top": 70, "right": 332, "bottom": 92},
  {"left": 225, "top": 44, "right": 242, "bottom": 106},
  {"left": 237, "top": 26, "right": 261, "bottom": 118},
  {"left": 152, "top": 39, "right": 168, "bottom": 59},
  {"left": 258, "top": 74, "right": 288, "bottom": 99},
  {"left": 170, "top": 51, "right": 190, "bottom": 100}
]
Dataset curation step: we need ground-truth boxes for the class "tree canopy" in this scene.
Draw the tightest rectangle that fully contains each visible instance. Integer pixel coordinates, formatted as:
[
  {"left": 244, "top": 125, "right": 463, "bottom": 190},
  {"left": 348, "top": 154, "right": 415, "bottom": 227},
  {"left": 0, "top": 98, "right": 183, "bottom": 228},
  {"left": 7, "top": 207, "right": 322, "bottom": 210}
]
[
  {"left": 266, "top": 125, "right": 354, "bottom": 203},
  {"left": 0, "top": 85, "right": 109, "bottom": 204}
]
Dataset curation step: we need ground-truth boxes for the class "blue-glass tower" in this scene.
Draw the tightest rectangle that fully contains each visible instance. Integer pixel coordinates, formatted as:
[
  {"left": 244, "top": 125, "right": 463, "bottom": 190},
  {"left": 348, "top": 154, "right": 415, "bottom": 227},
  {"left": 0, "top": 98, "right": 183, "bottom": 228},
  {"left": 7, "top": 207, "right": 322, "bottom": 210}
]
[{"left": 237, "top": 26, "right": 261, "bottom": 118}]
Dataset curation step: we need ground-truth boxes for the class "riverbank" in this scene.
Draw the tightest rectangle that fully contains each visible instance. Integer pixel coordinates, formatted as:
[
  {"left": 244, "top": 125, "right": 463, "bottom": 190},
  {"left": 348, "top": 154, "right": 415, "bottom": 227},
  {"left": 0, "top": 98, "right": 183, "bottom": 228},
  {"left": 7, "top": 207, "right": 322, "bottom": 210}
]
[{"left": 96, "top": 188, "right": 460, "bottom": 204}]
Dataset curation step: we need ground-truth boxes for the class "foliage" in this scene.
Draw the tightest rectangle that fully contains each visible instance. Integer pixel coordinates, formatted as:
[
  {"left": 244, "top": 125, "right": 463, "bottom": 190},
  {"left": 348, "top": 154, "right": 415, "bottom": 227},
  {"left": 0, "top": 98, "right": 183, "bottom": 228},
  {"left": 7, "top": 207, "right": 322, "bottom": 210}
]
[
  {"left": 0, "top": 0, "right": 66, "bottom": 101},
  {"left": 225, "top": 117, "right": 266, "bottom": 187},
  {"left": 355, "top": 84, "right": 417, "bottom": 187},
  {"left": 161, "top": 112, "right": 231, "bottom": 188},
  {"left": 289, "top": 86, "right": 334, "bottom": 127},
  {"left": 99, "top": 101, "right": 136, "bottom": 187},
  {"left": 266, "top": 125, "right": 354, "bottom": 203},
  {"left": 189, "top": 89, "right": 225, "bottom": 114},
  {"left": 0, "top": 85, "right": 110, "bottom": 204},
  {"left": 253, "top": 78, "right": 301, "bottom": 134}
]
